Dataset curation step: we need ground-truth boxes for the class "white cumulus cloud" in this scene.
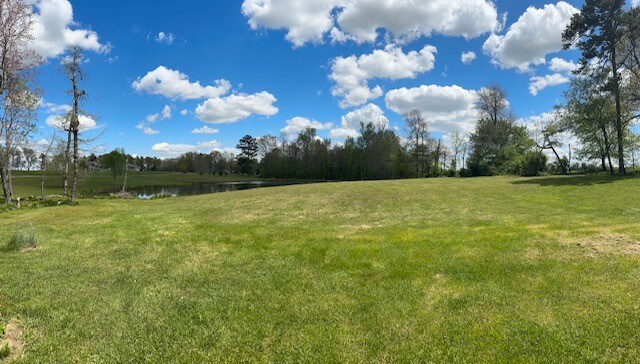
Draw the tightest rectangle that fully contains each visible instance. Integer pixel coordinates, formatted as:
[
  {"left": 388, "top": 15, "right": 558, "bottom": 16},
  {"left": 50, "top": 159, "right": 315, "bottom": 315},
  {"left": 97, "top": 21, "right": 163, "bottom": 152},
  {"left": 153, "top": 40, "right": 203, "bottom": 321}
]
[
  {"left": 528, "top": 73, "right": 569, "bottom": 96},
  {"left": 195, "top": 92, "right": 278, "bottom": 123},
  {"left": 461, "top": 51, "right": 477, "bottom": 65},
  {"left": 161, "top": 105, "right": 172, "bottom": 119},
  {"left": 385, "top": 85, "right": 479, "bottom": 133},
  {"left": 281, "top": 117, "right": 333, "bottom": 139},
  {"left": 136, "top": 122, "right": 160, "bottom": 135},
  {"left": 132, "top": 66, "right": 231, "bottom": 100},
  {"left": 151, "top": 140, "right": 222, "bottom": 158},
  {"left": 29, "top": 0, "right": 110, "bottom": 58},
  {"left": 549, "top": 57, "right": 578, "bottom": 73},
  {"left": 133, "top": 67, "right": 278, "bottom": 124},
  {"left": 191, "top": 126, "right": 220, "bottom": 134},
  {"left": 483, "top": 2, "right": 578, "bottom": 72},
  {"left": 242, "top": 0, "right": 500, "bottom": 46},
  {"left": 330, "top": 45, "right": 437, "bottom": 108}
]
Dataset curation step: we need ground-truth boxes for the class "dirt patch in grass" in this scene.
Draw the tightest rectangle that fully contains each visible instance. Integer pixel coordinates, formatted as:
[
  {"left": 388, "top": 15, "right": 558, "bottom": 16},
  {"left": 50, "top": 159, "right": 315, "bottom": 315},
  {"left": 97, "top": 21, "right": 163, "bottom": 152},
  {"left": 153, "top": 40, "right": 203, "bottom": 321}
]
[
  {"left": 524, "top": 247, "right": 542, "bottom": 260},
  {"left": 1, "top": 320, "right": 25, "bottom": 362},
  {"left": 570, "top": 233, "right": 640, "bottom": 256},
  {"left": 19, "top": 245, "right": 37, "bottom": 253}
]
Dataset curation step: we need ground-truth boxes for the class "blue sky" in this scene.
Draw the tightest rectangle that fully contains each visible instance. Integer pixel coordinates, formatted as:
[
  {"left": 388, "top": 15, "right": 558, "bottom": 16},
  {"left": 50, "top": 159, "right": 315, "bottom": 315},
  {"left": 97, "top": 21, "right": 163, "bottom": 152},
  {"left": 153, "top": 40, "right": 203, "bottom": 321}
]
[{"left": 31, "top": 0, "right": 623, "bottom": 158}]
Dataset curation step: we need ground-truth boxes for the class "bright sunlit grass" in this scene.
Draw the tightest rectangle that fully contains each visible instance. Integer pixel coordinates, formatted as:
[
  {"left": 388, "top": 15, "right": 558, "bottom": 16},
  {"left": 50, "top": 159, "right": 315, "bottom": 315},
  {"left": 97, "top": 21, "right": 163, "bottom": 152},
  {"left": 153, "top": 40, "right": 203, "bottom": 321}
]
[{"left": 1, "top": 175, "right": 639, "bottom": 362}]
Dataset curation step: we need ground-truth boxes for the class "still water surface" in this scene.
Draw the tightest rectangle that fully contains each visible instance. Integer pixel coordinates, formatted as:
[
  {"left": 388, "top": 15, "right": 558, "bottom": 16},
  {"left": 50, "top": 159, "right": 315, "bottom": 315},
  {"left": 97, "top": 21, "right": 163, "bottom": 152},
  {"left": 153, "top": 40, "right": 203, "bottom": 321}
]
[{"left": 132, "top": 181, "right": 299, "bottom": 199}]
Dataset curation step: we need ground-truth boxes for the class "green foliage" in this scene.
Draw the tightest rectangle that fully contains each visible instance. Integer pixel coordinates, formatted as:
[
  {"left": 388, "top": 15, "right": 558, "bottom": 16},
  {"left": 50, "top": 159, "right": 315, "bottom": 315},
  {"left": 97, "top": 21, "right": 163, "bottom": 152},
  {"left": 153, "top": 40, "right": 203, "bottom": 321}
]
[
  {"left": 260, "top": 124, "right": 411, "bottom": 180},
  {"left": 561, "top": 71, "right": 619, "bottom": 174},
  {"left": 237, "top": 157, "right": 258, "bottom": 176},
  {"left": 468, "top": 119, "right": 535, "bottom": 176},
  {"left": 237, "top": 135, "right": 259, "bottom": 159},
  {"left": 520, "top": 152, "right": 548, "bottom": 177},
  {"left": 237, "top": 135, "right": 259, "bottom": 176},
  {"left": 562, "top": 0, "right": 626, "bottom": 66},
  {"left": 102, "top": 149, "right": 127, "bottom": 189},
  {"left": 562, "top": 0, "right": 632, "bottom": 174},
  {"left": 0, "top": 342, "right": 9, "bottom": 359}
]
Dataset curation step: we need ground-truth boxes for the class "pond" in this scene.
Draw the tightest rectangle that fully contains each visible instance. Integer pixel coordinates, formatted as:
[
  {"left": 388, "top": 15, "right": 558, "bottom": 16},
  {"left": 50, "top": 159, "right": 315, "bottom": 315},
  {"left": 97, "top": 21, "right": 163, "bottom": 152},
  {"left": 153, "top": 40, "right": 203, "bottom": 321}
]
[{"left": 132, "top": 181, "right": 299, "bottom": 200}]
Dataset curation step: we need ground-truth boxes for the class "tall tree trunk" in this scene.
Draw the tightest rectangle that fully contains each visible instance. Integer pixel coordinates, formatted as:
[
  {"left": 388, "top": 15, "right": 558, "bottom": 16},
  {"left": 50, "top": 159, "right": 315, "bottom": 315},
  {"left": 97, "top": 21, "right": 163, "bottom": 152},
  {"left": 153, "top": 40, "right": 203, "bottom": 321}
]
[
  {"left": 40, "top": 154, "right": 46, "bottom": 200},
  {"left": 612, "top": 48, "right": 626, "bottom": 175},
  {"left": 462, "top": 146, "right": 467, "bottom": 170},
  {"left": 0, "top": 160, "right": 11, "bottom": 204},
  {"left": 602, "top": 125, "right": 614, "bottom": 175},
  {"left": 70, "top": 130, "right": 79, "bottom": 205},
  {"left": 63, "top": 129, "right": 71, "bottom": 195},
  {"left": 433, "top": 140, "right": 441, "bottom": 176},
  {"left": 122, "top": 156, "right": 129, "bottom": 193},
  {"left": 599, "top": 143, "right": 607, "bottom": 172},
  {"left": 3, "top": 132, "right": 13, "bottom": 202},
  {"left": 549, "top": 143, "right": 567, "bottom": 175}
]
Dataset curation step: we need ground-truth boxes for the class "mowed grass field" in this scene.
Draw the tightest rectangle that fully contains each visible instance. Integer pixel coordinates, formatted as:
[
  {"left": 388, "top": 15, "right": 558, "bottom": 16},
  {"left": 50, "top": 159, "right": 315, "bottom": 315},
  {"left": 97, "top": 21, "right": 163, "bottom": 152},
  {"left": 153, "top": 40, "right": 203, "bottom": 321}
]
[
  {"left": 1, "top": 175, "right": 640, "bottom": 362},
  {"left": 9, "top": 171, "right": 257, "bottom": 197}
]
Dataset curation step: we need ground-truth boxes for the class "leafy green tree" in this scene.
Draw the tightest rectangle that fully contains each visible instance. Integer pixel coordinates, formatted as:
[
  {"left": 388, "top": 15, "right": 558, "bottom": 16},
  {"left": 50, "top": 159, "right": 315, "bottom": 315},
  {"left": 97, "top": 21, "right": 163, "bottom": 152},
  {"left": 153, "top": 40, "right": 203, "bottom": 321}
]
[
  {"left": 520, "top": 151, "right": 548, "bottom": 177},
  {"left": 237, "top": 135, "right": 258, "bottom": 176},
  {"left": 563, "top": 0, "right": 629, "bottom": 174},
  {"left": 562, "top": 73, "right": 617, "bottom": 174},
  {"left": 103, "top": 149, "right": 127, "bottom": 191},
  {"left": 467, "top": 86, "right": 534, "bottom": 176}
]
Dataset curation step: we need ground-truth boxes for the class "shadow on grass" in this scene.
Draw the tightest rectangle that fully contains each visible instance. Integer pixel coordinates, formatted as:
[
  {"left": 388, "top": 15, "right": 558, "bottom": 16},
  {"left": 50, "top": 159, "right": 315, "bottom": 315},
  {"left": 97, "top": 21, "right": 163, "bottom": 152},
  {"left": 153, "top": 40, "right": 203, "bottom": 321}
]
[{"left": 511, "top": 174, "right": 631, "bottom": 187}]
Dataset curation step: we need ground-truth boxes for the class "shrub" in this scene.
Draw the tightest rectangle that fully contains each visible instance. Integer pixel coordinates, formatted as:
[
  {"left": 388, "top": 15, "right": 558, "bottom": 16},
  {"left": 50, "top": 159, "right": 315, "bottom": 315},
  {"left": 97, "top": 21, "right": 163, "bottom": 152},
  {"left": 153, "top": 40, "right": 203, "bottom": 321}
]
[
  {"left": 459, "top": 168, "right": 473, "bottom": 178},
  {"left": 520, "top": 152, "right": 548, "bottom": 177},
  {"left": 6, "top": 223, "right": 38, "bottom": 252}
]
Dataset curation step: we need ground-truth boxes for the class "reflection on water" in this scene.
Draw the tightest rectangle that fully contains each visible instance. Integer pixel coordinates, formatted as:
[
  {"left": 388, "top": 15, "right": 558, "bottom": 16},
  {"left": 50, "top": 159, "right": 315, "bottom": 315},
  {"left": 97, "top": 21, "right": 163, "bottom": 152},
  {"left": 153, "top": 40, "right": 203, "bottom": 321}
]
[{"left": 133, "top": 181, "right": 297, "bottom": 200}]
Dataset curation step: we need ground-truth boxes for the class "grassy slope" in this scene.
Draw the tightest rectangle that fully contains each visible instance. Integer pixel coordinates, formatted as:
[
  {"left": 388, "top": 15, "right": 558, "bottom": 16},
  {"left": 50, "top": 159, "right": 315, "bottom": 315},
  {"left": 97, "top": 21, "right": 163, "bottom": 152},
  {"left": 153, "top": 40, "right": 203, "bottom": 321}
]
[
  {"left": 9, "top": 171, "right": 257, "bottom": 197},
  {"left": 1, "top": 175, "right": 640, "bottom": 362}
]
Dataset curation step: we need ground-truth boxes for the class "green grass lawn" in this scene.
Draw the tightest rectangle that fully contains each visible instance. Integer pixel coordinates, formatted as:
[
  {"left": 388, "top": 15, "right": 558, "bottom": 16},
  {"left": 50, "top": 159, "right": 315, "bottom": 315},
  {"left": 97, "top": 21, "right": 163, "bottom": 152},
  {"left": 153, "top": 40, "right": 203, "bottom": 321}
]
[
  {"left": 9, "top": 171, "right": 257, "bottom": 197},
  {"left": 1, "top": 175, "right": 640, "bottom": 362}
]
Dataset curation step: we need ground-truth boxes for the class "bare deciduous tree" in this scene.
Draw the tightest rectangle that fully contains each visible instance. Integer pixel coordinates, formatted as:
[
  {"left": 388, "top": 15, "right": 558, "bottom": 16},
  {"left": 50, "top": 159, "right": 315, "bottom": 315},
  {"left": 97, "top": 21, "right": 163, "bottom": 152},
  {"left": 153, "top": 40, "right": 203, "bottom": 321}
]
[
  {"left": 449, "top": 131, "right": 468, "bottom": 172},
  {"left": 403, "top": 109, "right": 430, "bottom": 177},
  {"left": 476, "top": 85, "right": 509, "bottom": 125},
  {"left": 1, "top": 81, "right": 39, "bottom": 203},
  {"left": 0, "top": 0, "right": 41, "bottom": 204},
  {"left": 62, "top": 46, "right": 88, "bottom": 206}
]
